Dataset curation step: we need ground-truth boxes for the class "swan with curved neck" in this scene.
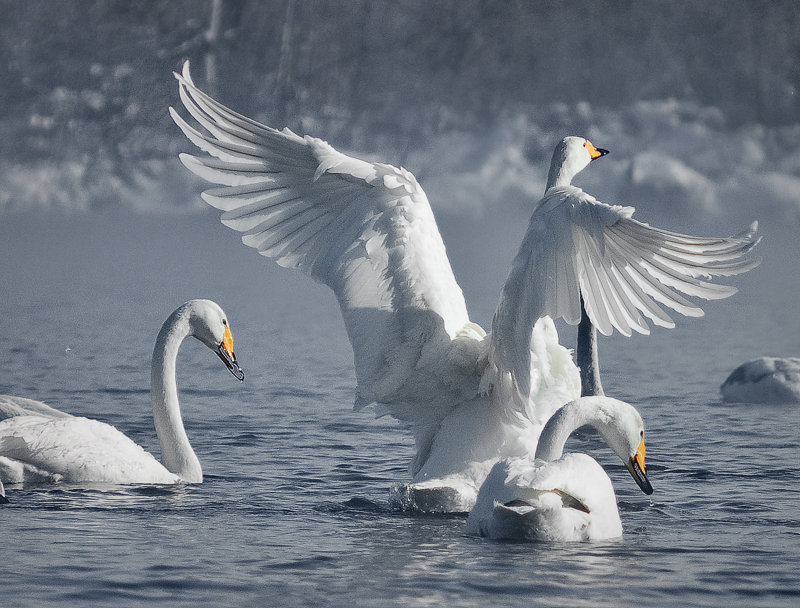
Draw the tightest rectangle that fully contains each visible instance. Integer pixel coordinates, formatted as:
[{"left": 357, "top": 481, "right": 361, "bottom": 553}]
[
  {"left": 0, "top": 299, "right": 244, "bottom": 485},
  {"left": 171, "top": 62, "right": 758, "bottom": 511},
  {"left": 466, "top": 396, "right": 652, "bottom": 541}
]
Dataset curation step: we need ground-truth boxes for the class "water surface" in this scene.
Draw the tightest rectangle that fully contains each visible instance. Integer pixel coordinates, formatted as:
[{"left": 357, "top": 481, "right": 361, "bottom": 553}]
[{"left": 1, "top": 211, "right": 798, "bottom": 607}]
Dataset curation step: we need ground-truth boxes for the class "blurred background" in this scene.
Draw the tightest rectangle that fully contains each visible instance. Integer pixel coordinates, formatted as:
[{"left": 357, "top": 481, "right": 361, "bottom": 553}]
[{"left": 0, "top": 0, "right": 798, "bottom": 226}]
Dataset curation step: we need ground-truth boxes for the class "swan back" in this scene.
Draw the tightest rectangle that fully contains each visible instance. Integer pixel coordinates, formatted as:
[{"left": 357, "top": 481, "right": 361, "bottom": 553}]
[{"left": 466, "top": 454, "right": 622, "bottom": 541}]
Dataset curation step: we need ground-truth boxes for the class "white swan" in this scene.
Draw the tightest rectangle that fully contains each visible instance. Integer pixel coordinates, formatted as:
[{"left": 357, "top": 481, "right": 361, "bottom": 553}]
[
  {"left": 0, "top": 299, "right": 244, "bottom": 485},
  {"left": 466, "top": 396, "right": 652, "bottom": 541},
  {"left": 721, "top": 357, "right": 800, "bottom": 403},
  {"left": 0, "top": 395, "right": 73, "bottom": 421},
  {"left": 170, "top": 61, "right": 758, "bottom": 511}
]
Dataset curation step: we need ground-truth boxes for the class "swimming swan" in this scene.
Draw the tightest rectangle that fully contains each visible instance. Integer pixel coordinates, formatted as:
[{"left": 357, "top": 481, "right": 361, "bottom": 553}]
[
  {"left": 466, "top": 396, "right": 652, "bottom": 541},
  {"left": 170, "top": 61, "right": 757, "bottom": 510},
  {"left": 721, "top": 357, "right": 800, "bottom": 403},
  {"left": 0, "top": 299, "right": 244, "bottom": 485}
]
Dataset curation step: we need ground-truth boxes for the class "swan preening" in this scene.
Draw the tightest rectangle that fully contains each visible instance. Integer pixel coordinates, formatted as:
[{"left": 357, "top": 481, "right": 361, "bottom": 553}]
[
  {"left": 466, "top": 396, "right": 652, "bottom": 541},
  {"left": 721, "top": 357, "right": 800, "bottom": 403},
  {"left": 0, "top": 299, "right": 244, "bottom": 486},
  {"left": 171, "top": 61, "right": 758, "bottom": 512}
]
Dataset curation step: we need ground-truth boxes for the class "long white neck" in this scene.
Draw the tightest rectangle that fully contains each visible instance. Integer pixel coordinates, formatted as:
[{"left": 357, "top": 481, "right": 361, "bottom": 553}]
[
  {"left": 150, "top": 309, "right": 202, "bottom": 482},
  {"left": 545, "top": 148, "right": 581, "bottom": 190},
  {"left": 535, "top": 397, "right": 615, "bottom": 462}
]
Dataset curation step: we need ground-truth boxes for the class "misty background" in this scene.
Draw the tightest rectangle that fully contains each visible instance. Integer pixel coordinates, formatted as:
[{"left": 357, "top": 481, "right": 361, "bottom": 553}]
[
  {"left": 0, "top": 0, "right": 798, "bottom": 223},
  {"left": 0, "top": 0, "right": 797, "bottom": 366}
]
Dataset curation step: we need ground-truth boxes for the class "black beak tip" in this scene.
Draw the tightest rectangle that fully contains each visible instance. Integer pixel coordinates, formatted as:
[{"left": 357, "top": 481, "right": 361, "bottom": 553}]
[
  {"left": 629, "top": 459, "right": 654, "bottom": 495},
  {"left": 597, "top": 148, "right": 610, "bottom": 157},
  {"left": 217, "top": 345, "right": 245, "bottom": 382}
]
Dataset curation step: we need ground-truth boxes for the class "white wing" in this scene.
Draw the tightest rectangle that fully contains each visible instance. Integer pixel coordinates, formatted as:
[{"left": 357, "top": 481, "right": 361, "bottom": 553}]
[
  {"left": 491, "top": 185, "right": 760, "bottom": 401},
  {"left": 0, "top": 394, "right": 72, "bottom": 421},
  {"left": 170, "top": 62, "right": 478, "bottom": 423}
]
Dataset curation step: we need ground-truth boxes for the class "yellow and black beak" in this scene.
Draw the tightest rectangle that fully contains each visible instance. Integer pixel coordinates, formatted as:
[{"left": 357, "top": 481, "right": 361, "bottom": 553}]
[
  {"left": 585, "top": 140, "right": 610, "bottom": 161},
  {"left": 216, "top": 324, "right": 245, "bottom": 381},
  {"left": 625, "top": 437, "right": 653, "bottom": 495}
]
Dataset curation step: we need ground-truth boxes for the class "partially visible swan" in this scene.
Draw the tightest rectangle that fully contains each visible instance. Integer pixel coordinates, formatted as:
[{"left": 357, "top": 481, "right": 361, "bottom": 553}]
[
  {"left": 721, "top": 357, "right": 800, "bottom": 403},
  {"left": 0, "top": 299, "right": 244, "bottom": 485},
  {"left": 0, "top": 478, "right": 7, "bottom": 504},
  {"left": 466, "top": 396, "right": 652, "bottom": 541},
  {"left": 170, "top": 62, "right": 758, "bottom": 510},
  {"left": 0, "top": 395, "right": 72, "bottom": 421}
]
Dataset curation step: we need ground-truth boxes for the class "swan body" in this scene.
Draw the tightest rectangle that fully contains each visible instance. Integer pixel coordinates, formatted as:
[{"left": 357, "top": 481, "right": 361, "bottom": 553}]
[
  {"left": 0, "top": 395, "right": 73, "bottom": 421},
  {"left": 466, "top": 396, "right": 652, "bottom": 541},
  {"left": 0, "top": 299, "right": 244, "bottom": 485},
  {"left": 721, "top": 357, "right": 800, "bottom": 403},
  {"left": 171, "top": 62, "right": 758, "bottom": 510}
]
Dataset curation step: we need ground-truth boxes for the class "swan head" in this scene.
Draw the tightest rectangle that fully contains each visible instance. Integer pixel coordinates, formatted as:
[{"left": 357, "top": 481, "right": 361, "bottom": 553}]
[
  {"left": 593, "top": 398, "right": 653, "bottom": 495},
  {"left": 546, "top": 136, "right": 609, "bottom": 189},
  {"left": 184, "top": 299, "right": 245, "bottom": 381}
]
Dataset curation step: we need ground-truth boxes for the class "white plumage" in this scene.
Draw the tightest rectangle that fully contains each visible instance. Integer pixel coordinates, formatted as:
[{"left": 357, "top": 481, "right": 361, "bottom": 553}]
[
  {"left": 466, "top": 396, "right": 652, "bottom": 541},
  {"left": 721, "top": 357, "right": 800, "bottom": 403},
  {"left": 0, "top": 299, "right": 244, "bottom": 486},
  {"left": 171, "top": 63, "right": 758, "bottom": 510}
]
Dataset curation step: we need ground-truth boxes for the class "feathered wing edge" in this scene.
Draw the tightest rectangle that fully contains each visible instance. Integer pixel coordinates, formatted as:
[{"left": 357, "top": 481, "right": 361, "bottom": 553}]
[
  {"left": 489, "top": 186, "right": 760, "bottom": 418},
  {"left": 170, "top": 62, "right": 482, "bottom": 437},
  {"left": 578, "top": 213, "right": 760, "bottom": 337}
]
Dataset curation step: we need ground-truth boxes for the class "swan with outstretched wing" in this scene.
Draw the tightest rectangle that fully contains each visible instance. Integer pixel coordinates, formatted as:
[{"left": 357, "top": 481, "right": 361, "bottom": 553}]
[{"left": 171, "top": 62, "right": 758, "bottom": 511}]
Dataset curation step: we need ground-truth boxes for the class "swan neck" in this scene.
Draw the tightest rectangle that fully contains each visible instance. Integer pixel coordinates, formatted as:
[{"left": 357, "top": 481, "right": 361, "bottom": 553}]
[
  {"left": 545, "top": 164, "right": 574, "bottom": 190},
  {"left": 577, "top": 299, "right": 604, "bottom": 397},
  {"left": 150, "top": 310, "right": 202, "bottom": 482},
  {"left": 535, "top": 398, "right": 609, "bottom": 462}
]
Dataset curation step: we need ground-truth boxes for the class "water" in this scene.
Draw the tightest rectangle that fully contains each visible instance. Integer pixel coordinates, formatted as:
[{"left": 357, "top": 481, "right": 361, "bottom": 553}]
[{"left": 1, "top": 210, "right": 799, "bottom": 607}]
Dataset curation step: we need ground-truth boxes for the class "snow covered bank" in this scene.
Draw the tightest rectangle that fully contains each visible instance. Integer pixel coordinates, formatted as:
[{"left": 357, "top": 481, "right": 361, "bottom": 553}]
[{"left": 1, "top": 99, "right": 799, "bottom": 230}]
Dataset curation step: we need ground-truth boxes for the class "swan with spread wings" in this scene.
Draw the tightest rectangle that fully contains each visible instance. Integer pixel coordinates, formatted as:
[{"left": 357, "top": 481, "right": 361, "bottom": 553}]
[{"left": 171, "top": 62, "right": 758, "bottom": 511}]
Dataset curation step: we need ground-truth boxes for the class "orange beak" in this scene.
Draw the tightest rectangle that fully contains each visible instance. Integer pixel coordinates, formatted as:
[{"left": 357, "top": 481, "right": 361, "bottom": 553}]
[
  {"left": 635, "top": 437, "right": 646, "bottom": 473},
  {"left": 585, "top": 140, "right": 610, "bottom": 160},
  {"left": 222, "top": 324, "right": 234, "bottom": 359},
  {"left": 216, "top": 324, "right": 244, "bottom": 381}
]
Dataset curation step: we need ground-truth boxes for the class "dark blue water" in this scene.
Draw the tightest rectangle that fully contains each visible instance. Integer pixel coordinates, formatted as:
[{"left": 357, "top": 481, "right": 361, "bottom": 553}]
[{"left": 1, "top": 211, "right": 798, "bottom": 607}]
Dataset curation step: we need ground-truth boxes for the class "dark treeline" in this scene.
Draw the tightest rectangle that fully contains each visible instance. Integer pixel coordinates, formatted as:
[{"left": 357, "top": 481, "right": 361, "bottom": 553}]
[{"left": 1, "top": 0, "right": 798, "bottom": 166}]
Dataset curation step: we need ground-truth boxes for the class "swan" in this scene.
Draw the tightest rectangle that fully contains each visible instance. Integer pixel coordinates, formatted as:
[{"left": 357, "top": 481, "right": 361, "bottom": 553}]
[
  {"left": 466, "top": 396, "right": 652, "bottom": 541},
  {"left": 170, "top": 61, "right": 758, "bottom": 511},
  {"left": 721, "top": 357, "right": 800, "bottom": 403},
  {"left": 1, "top": 395, "right": 73, "bottom": 421},
  {"left": 0, "top": 299, "right": 244, "bottom": 485},
  {"left": 0, "top": 478, "right": 7, "bottom": 504}
]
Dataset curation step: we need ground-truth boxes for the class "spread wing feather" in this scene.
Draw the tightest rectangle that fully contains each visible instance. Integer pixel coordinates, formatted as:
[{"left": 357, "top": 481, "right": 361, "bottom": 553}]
[
  {"left": 491, "top": 185, "right": 759, "bottom": 404},
  {"left": 171, "top": 62, "right": 476, "bottom": 426}
]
